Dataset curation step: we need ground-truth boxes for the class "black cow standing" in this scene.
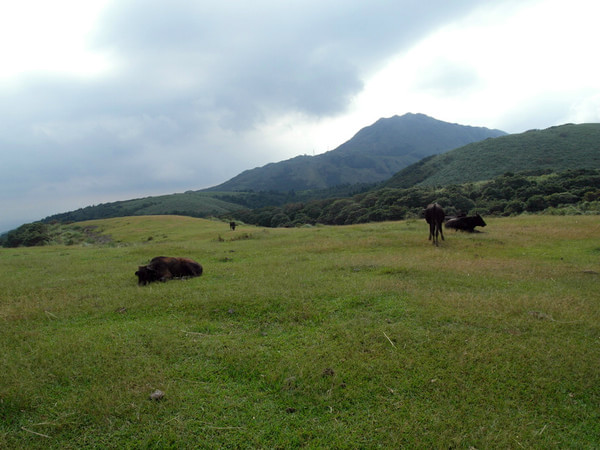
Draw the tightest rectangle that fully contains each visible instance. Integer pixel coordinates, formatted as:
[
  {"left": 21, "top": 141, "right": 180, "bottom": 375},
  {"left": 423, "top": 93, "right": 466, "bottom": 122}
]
[
  {"left": 445, "top": 214, "right": 487, "bottom": 232},
  {"left": 229, "top": 221, "right": 236, "bottom": 231},
  {"left": 424, "top": 203, "right": 445, "bottom": 246}
]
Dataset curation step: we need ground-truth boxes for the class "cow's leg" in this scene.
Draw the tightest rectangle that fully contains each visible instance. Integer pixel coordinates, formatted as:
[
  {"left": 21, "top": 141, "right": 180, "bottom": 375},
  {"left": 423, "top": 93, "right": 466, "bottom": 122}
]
[{"left": 438, "top": 222, "right": 444, "bottom": 241}]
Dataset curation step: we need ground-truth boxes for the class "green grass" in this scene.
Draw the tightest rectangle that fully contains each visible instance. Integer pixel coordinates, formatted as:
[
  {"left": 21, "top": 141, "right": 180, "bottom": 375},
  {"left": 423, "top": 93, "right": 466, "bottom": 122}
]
[{"left": 1, "top": 215, "right": 599, "bottom": 448}]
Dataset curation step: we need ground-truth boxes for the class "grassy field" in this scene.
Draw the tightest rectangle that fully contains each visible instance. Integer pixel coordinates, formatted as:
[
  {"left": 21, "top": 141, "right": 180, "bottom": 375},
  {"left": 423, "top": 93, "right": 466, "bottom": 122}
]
[{"left": 1, "top": 215, "right": 599, "bottom": 448}]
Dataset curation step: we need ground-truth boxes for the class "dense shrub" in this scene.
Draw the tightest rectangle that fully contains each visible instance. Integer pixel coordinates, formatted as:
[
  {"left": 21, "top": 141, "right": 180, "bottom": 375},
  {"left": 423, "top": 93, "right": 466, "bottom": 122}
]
[
  {"left": 228, "top": 169, "right": 600, "bottom": 228},
  {"left": 505, "top": 200, "right": 526, "bottom": 215},
  {"left": 526, "top": 195, "right": 547, "bottom": 212},
  {"left": 2, "top": 222, "right": 50, "bottom": 247},
  {"left": 1, "top": 223, "right": 107, "bottom": 248}
]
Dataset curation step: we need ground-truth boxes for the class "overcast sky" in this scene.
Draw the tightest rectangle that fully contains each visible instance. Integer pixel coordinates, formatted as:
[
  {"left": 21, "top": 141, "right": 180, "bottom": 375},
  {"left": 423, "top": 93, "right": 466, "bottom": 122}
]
[{"left": 1, "top": 0, "right": 599, "bottom": 232}]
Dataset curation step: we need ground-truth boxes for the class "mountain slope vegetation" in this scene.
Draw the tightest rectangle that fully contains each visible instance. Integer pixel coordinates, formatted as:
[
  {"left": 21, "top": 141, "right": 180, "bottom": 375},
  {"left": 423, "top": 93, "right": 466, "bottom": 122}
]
[
  {"left": 385, "top": 123, "right": 600, "bottom": 188},
  {"left": 43, "top": 191, "right": 247, "bottom": 224},
  {"left": 40, "top": 185, "right": 374, "bottom": 227},
  {"left": 230, "top": 169, "right": 600, "bottom": 228},
  {"left": 12, "top": 168, "right": 597, "bottom": 247},
  {"left": 24, "top": 119, "right": 600, "bottom": 233},
  {"left": 207, "top": 113, "right": 505, "bottom": 192}
]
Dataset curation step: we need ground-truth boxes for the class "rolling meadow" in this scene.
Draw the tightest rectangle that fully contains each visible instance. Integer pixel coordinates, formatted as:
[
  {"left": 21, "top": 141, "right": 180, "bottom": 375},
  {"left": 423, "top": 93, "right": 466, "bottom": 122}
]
[{"left": 1, "top": 215, "right": 599, "bottom": 448}]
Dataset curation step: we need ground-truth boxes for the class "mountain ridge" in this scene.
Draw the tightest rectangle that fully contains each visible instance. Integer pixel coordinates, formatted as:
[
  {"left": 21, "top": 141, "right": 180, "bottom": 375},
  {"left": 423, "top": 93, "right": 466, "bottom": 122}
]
[
  {"left": 384, "top": 122, "right": 600, "bottom": 188},
  {"left": 32, "top": 116, "right": 600, "bottom": 230},
  {"left": 205, "top": 113, "right": 506, "bottom": 192}
]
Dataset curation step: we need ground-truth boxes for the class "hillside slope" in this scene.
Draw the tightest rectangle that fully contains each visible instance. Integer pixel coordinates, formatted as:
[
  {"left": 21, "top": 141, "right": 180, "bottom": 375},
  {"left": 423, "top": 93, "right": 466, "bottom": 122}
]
[
  {"left": 207, "top": 113, "right": 505, "bottom": 192},
  {"left": 385, "top": 123, "right": 600, "bottom": 188},
  {"left": 44, "top": 191, "right": 246, "bottom": 223}
]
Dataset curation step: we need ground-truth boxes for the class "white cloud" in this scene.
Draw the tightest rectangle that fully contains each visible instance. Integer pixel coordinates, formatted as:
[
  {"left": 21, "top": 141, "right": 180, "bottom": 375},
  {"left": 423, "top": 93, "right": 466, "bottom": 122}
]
[
  {"left": 569, "top": 94, "right": 600, "bottom": 124},
  {"left": 0, "top": 0, "right": 113, "bottom": 79},
  {"left": 316, "top": 0, "right": 600, "bottom": 136}
]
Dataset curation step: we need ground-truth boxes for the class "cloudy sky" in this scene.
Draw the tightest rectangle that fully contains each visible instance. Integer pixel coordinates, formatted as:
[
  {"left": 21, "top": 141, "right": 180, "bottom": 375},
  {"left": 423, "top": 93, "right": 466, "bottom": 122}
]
[{"left": 1, "top": 0, "right": 599, "bottom": 232}]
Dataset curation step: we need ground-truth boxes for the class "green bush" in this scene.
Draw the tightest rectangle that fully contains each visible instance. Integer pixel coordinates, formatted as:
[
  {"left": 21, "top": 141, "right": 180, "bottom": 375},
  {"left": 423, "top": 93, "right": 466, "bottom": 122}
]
[
  {"left": 226, "top": 169, "right": 600, "bottom": 228},
  {"left": 505, "top": 200, "right": 525, "bottom": 215},
  {"left": 2, "top": 222, "right": 50, "bottom": 247},
  {"left": 526, "top": 195, "right": 548, "bottom": 212}
]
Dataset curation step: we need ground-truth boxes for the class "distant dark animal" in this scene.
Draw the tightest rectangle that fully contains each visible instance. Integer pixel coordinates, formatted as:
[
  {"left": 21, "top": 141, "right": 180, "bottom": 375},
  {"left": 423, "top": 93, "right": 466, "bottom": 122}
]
[
  {"left": 230, "top": 221, "right": 236, "bottom": 231},
  {"left": 445, "top": 214, "right": 487, "bottom": 232},
  {"left": 135, "top": 256, "right": 203, "bottom": 285},
  {"left": 424, "top": 203, "right": 445, "bottom": 246}
]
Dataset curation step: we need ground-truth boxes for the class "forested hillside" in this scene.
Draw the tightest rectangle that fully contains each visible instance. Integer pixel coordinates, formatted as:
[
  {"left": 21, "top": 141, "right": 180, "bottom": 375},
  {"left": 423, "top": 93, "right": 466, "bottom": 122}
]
[
  {"left": 42, "top": 191, "right": 246, "bottom": 224},
  {"left": 386, "top": 123, "right": 600, "bottom": 188},
  {"left": 40, "top": 184, "right": 375, "bottom": 227},
  {"left": 207, "top": 113, "right": 505, "bottom": 192},
  {"left": 229, "top": 169, "right": 600, "bottom": 228}
]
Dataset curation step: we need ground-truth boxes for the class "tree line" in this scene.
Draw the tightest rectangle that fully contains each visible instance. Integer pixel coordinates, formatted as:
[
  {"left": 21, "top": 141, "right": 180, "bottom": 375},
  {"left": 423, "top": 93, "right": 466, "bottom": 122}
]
[
  {"left": 3, "top": 169, "right": 599, "bottom": 247},
  {"left": 229, "top": 169, "right": 600, "bottom": 228}
]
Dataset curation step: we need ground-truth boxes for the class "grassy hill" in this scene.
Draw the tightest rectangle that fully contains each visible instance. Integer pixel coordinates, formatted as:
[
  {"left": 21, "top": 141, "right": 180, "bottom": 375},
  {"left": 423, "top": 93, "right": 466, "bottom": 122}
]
[
  {"left": 43, "top": 191, "right": 247, "bottom": 223},
  {"left": 1, "top": 215, "right": 599, "bottom": 447},
  {"left": 39, "top": 185, "right": 375, "bottom": 230},
  {"left": 385, "top": 123, "right": 600, "bottom": 188},
  {"left": 207, "top": 113, "right": 505, "bottom": 192}
]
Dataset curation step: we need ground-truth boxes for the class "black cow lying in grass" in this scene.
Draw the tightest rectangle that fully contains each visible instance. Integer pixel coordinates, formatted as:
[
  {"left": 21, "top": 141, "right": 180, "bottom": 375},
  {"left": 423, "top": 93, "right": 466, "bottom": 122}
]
[
  {"left": 135, "top": 256, "right": 203, "bottom": 285},
  {"left": 445, "top": 214, "right": 487, "bottom": 232}
]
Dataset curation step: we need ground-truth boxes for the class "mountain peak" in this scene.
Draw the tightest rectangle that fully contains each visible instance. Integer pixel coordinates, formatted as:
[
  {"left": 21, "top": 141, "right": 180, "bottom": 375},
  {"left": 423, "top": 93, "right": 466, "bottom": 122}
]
[{"left": 206, "top": 114, "right": 506, "bottom": 192}]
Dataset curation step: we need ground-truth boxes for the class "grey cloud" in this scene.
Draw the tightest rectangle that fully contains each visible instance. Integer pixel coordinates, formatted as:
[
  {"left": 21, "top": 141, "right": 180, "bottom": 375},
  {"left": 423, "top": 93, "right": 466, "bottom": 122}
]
[{"left": 91, "top": 0, "right": 489, "bottom": 127}]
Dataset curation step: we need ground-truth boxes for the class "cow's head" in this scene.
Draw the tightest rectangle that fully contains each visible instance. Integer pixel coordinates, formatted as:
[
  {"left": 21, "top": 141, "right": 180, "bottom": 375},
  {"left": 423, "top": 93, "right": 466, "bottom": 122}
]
[
  {"left": 135, "top": 265, "right": 158, "bottom": 285},
  {"left": 475, "top": 214, "right": 487, "bottom": 227}
]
